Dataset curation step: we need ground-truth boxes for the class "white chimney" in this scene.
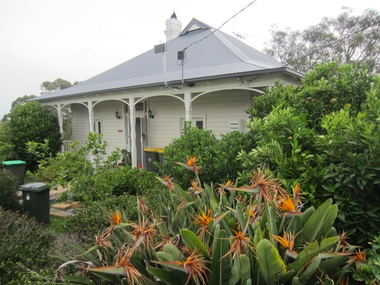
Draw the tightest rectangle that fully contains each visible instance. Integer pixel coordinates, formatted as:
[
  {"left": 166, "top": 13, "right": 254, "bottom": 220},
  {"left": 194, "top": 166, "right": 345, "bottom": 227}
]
[{"left": 164, "top": 12, "right": 182, "bottom": 42}]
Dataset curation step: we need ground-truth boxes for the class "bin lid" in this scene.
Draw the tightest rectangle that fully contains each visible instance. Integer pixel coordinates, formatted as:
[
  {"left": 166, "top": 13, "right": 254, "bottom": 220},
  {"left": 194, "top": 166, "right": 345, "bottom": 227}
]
[
  {"left": 2, "top": 160, "right": 26, "bottom": 165},
  {"left": 143, "top": 147, "right": 164, "bottom": 153},
  {"left": 18, "top": 182, "right": 49, "bottom": 192}
]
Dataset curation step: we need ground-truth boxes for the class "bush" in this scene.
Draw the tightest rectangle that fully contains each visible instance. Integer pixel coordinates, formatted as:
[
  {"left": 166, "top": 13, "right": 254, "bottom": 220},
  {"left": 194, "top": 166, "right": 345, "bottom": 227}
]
[
  {"left": 160, "top": 124, "right": 255, "bottom": 187},
  {"left": 0, "top": 169, "right": 22, "bottom": 211},
  {"left": 240, "top": 62, "right": 379, "bottom": 246},
  {"left": 0, "top": 210, "right": 56, "bottom": 284},
  {"left": 64, "top": 193, "right": 138, "bottom": 239},
  {"left": 159, "top": 123, "right": 218, "bottom": 188},
  {"left": 352, "top": 236, "right": 380, "bottom": 284},
  {"left": 66, "top": 167, "right": 170, "bottom": 238},
  {"left": 9, "top": 101, "right": 61, "bottom": 172}
]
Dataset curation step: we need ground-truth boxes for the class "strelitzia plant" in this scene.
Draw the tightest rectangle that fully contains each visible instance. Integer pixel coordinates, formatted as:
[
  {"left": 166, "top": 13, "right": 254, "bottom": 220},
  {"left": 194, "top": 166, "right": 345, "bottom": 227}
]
[{"left": 53, "top": 156, "right": 363, "bottom": 284}]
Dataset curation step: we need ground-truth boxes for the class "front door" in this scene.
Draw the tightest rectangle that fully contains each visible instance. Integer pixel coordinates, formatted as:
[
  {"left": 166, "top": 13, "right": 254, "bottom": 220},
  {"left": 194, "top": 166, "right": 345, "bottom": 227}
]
[{"left": 135, "top": 117, "right": 145, "bottom": 168}]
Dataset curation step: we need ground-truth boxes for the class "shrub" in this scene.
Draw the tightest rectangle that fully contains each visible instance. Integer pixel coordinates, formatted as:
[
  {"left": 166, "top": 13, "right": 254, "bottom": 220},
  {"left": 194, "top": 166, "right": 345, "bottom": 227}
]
[
  {"left": 64, "top": 193, "right": 139, "bottom": 239},
  {"left": 9, "top": 101, "right": 61, "bottom": 172},
  {"left": 54, "top": 160, "right": 363, "bottom": 284},
  {"left": 212, "top": 131, "right": 255, "bottom": 183},
  {"left": 0, "top": 210, "right": 56, "bottom": 284},
  {"left": 352, "top": 236, "right": 380, "bottom": 284},
  {"left": 240, "top": 62, "right": 379, "bottom": 246},
  {"left": 160, "top": 124, "right": 255, "bottom": 187},
  {"left": 0, "top": 169, "right": 22, "bottom": 211},
  {"left": 66, "top": 167, "right": 169, "bottom": 238},
  {"left": 159, "top": 122, "right": 218, "bottom": 188}
]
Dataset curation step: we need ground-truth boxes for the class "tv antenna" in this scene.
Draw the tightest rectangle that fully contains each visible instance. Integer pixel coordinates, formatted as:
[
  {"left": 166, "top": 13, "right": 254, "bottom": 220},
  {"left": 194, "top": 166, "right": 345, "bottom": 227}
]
[{"left": 232, "top": 32, "right": 246, "bottom": 40}]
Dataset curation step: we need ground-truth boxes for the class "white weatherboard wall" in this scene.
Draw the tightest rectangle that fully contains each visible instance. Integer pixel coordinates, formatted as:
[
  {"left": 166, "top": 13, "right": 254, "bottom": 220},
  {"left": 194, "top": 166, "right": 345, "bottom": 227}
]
[
  {"left": 71, "top": 104, "right": 89, "bottom": 146},
  {"left": 147, "top": 90, "right": 253, "bottom": 148},
  {"left": 147, "top": 96, "right": 184, "bottom": 148},
  {"left": 192, "top": 90, "right": 252, "bottom": 135},
  {"left": 93, "top": 101, "right": 127, "bottom": 154}
]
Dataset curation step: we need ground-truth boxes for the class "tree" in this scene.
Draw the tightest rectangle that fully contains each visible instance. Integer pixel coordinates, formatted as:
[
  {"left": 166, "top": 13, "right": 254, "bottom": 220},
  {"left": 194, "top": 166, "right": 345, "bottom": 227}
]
[
  {"left": 40, "top": 78, "right": 78, "bottom": 94},
  {"left": 264, "top": 8, "right": 380, "bottom": 73},
  {"left": 9, "top": 101, "right": 61, "bottom": 171},
  {"left": 1, "top": 95, "right": 36, "bottom": 122}
]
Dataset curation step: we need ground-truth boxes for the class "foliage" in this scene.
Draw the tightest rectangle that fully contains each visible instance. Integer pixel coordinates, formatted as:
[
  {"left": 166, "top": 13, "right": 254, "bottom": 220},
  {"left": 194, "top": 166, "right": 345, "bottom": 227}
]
[
  {"left": 158, "top": 122, "right": 218, "bottom": 187},
  {"left": 316, "top": 108, "right": 380, "bottom": 245},
  {"left": 27, "top": 133, "right": 122, "bottom": 188},
  {"left": 40, "top": 78, "right": 77, "bottom": 94},
  {"left": 295, "top": 62, "right": 373, "bottom": 130},
  {"left": 64, "top": 193, "right": 138, "bottom": 239},
  {"left": 0, "top": 121, "right": 15, "bottom": 161},
  {"left": 1, "top": 95, "right": 37, "bottom": 122},
  {"left": 264, "top": 7, "right": 380, "bottom": 73},
  {"left": 0, "top": 209, "right": 56, "bottom": 284},
  {"left": 9, "top": 101, "right": 61, "bottom": 172},
  {"left": 159, "top": 123, "right": 254, "bottom": 187},
  {"left": 242, "top": 62, "right": 379, "bottom": 245},
  {"left": 0, "top": 169, "right": 21, "bottom": 211},
  {"left": 212, "top": 131, "right": 256, "bottom": 182},
  {"left": 352, "top": 236, "right": 380, "bottom": 284},
  {"left": 53, "top": 160, "right": 363, "bottom": 284},
  {"left": 247, "top": 81, "right": 298, "bottom": 119}
]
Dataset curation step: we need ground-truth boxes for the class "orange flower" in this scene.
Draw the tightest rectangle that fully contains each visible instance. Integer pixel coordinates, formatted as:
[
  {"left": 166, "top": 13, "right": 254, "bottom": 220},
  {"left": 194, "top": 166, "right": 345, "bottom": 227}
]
[
  {"left": 194, "top": 208, "right": 212, "bottom": 238},
  {"left": 108, "top": 210, "right": 122, "bottom": 226},
  {"left": 273, "top": 231, "right": 295, "bottom": 250},
  {"left": 130, "top": 218, "right": 158, "bottom": 250},
  {"left": 354, "top": 250, "right": 367, "bottom": 262},
  {"left": 155, "top": 249, "right": 209, "bottom": 285},
  {"left": 249, "top": 170, "right": 287, "bottom": 202},
  {"left": 273, "top": 230, "right": 299, "bottom": 258},
  {"left": 189, "top": 180, "right": 204, "bottom": 195},
  {"left": 115, "top": 246, "right": 142, "bottom": 284},
  {"left": 217, "top": 180, "right": 233, "bottom": 195},
  {"left": 223, "top": 229, "right": 255, "bottom": 259},
  {"left": 278, "top": 196, "right": 296, "bottom": 212},
  {"left": 292, "top": 183, "right": 303, "bottom": 206},
  {"left": 156, "top": 175, "right": 175, "bottom": 191},
  {"left": 176, "top": 156, "right": 201, "bottom": 174}
]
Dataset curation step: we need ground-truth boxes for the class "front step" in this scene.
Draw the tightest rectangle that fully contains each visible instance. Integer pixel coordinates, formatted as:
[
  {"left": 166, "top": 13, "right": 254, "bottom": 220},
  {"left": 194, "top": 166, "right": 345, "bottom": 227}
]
[{"left": 50, "top": 208, "right": 75, "bottom": 219}]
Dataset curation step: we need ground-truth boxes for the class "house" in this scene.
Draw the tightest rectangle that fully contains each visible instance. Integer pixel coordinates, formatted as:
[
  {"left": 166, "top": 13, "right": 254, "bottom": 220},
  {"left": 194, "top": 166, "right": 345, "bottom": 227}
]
[{"left": 35, "top": 13, "right": 302, "bottom": 168}]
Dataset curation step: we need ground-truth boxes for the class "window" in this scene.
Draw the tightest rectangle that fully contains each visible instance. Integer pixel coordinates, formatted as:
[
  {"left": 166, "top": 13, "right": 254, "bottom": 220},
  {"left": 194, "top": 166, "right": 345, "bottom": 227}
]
[
  {"left": 180, "top": 116, "right": 206, "bottom": 133},
  {"left": 94, "top": 119, "right": 102, "bottom": 134}
]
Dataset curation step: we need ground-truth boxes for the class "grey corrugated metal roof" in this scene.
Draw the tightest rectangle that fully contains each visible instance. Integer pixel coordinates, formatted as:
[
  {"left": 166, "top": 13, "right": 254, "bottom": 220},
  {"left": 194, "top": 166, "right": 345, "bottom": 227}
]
[{"left": 37, "top": 18, "right": 301, "bottom": 101}]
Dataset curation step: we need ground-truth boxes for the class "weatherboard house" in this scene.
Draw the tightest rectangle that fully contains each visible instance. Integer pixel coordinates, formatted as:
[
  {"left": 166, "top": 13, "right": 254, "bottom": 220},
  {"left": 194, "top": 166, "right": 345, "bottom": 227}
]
[{"left": 35, "top": 13, "right": 302, "bottom": 168}]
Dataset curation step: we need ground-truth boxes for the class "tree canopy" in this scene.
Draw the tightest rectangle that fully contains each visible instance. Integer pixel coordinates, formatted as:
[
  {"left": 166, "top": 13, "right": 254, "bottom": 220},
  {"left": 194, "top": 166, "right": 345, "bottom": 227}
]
[
  {"left": 9, "top": 101, "right": 61, "bottom": 171},
  {"left": 263, "top": 7, "right": 380, "bottom": 73},
  {"left": 40, "top": 78, "right": 79, "bottom": 94}
]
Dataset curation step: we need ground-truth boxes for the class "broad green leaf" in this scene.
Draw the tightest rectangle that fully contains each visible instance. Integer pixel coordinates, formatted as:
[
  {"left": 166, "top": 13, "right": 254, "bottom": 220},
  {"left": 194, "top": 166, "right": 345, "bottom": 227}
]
[
  {"left": 303, "top": 199, "right": 332, "bottom": 243},
  {"left": 180, "top": 228, "right": 208, "bottom": 255},
  {"left": 229, "top": 254, "right": 251, "bottom": 285},
  {"left": 317, "top": 205, "right": 338, "bottom": 240},
  {"left": 209, "top": 229, "right": 231, "bottom": 285},
  {"left": 298, "top": 255, "right": 321, "bottom": 283},
  {"left": 87, "top": 265, "right": 125, "bottom": 275},
  {"left": 256, "top": 239, "right": 286, "bottom": 285},
  {"left": 147, "top": 266, "right": 184, "bottom": 285}
]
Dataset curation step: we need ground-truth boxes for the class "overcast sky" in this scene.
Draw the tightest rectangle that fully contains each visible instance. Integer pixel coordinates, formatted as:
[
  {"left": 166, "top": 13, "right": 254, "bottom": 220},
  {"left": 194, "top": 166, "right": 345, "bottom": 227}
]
[{"left": 0, "top": 0, "right": 379, "bottom": 118}]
